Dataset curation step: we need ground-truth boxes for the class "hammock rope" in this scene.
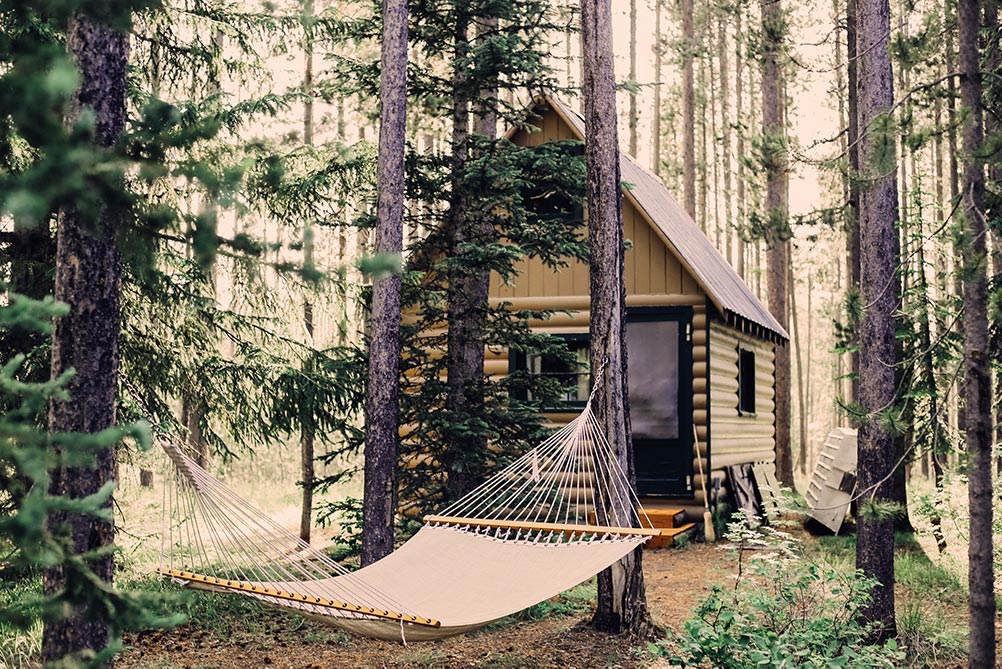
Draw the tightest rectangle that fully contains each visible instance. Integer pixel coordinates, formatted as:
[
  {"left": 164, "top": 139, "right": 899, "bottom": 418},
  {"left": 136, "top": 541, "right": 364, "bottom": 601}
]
[{"left": 152, "top": 374, "right": 655, "bottom": 642}]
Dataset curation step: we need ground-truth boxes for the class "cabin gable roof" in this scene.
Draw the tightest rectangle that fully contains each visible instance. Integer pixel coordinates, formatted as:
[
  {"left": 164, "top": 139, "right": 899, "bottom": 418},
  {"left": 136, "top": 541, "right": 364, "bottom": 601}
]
[{"left": 511, "top": 96, "right": 788, "bottom": 343}]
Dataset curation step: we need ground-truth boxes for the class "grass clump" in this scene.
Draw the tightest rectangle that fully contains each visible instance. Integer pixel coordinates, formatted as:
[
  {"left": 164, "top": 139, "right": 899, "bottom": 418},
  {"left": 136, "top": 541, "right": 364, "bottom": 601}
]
[{"left": 0, "top": 570, "right": 41, "bottom": 669}]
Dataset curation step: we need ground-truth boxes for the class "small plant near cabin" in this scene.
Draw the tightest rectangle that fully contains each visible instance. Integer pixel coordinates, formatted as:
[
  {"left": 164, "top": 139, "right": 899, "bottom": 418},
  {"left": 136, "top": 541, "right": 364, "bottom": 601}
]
[{"left": 654, "top": 511, "right": 906, "bottom": 668}]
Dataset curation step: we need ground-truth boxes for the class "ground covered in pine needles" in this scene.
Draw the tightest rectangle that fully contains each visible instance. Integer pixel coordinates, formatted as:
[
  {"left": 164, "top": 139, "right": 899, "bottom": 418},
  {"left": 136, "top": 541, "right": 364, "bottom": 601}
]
[
  {"left": 116, "top": 523, "right": 982, "bottom": 669},
  {"left": 118, "top": 543, "right": 727, "bottom": 669}
]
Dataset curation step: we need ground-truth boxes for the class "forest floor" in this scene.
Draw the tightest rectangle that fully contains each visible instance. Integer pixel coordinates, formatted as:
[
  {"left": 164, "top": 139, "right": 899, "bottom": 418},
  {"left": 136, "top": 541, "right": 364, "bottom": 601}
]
[
  {"left": 115, "top": 523, "right": 978, "bottom": 669},
  {"left": 117, "top": 541, "right": 729, "bottom": 669}
]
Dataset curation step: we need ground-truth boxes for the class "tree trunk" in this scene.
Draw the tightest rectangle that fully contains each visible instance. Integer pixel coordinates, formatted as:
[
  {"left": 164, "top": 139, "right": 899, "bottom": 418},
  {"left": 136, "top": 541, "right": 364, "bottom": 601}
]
[
  {"left": 847, "top": 0, "right": 861, "bottom": 406},
  {"left": 719, "top": 15, "right": 733, "bottom": 266},
  {"left": 806, "top": 275, "right": 813, "bottom": 457},
  {"left": 361, "top": 0, "right": 408, "bottom": 567},
  {"left": 891, "top": 18, "right": 914, "bottom": 533},
  {"left": 917, "top": 208, "right": 947, "bottom": 550},
  {"left": 582, "top": 0, "right": 652, "bottom": 637},
  {"left": 653, "top": 0, "right": 663, "bottom": 175},
  {"left": 442, "top": 9, "right": 494, "bottom": 503},
  {"left": 854, "top": 0, "right": 898, "bottom": 641},
  {"left": 300, "top": 0, "right": 317, "bottom": 545},
  {"left": 790, "top": 262, "right": 808, "bottom": 477},
  {"left": 42, "top": 12, "right": 127, "bottom": 663},
  {"left": 833, "top": 0, "right": 850, "bottom": 411},
  {"left": 628, "top": 0, "right": 638, "bottom": 157},
  {"left": 958, "top": 0, "right": 995, "bottom": 662},
  {"left": 761, "top": 0, "right": 792, "bottom": 487},
  {"left": 946, "top": 0, "right": 968, "bottom": 442},
  {"left": 709, "top": 23, "right": 721, "bottom": 250},
  {"left": 681, "top": 0, "right": 696, "bottom": 217},
  {"left": 985, "top": 0, "right": 1002, "bottom": 474},
  {"left": 735, "top": 7, "right": 746, "bottom": 279}
]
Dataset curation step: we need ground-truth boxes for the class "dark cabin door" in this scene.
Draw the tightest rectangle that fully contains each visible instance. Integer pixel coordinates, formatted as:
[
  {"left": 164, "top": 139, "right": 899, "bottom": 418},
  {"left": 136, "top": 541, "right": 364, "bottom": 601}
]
[{"left": 626, "top": 307, "right": 694, "bottom": 497}]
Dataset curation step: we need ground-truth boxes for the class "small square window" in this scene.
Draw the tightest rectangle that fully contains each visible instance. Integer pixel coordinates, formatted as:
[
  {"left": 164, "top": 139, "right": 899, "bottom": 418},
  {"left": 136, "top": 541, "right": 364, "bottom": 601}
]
[
  {"left": 511, "top": 337, "right": 590, "bottom": 407},
  {"left": 738, "top": 348, "right": 756, "bottom": 415}
]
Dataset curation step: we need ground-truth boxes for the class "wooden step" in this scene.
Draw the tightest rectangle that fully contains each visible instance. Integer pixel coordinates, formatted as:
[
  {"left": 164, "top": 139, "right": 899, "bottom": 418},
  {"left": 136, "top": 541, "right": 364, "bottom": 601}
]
[
  {"left": 642, "top": 506, "right": 687, "bottom": 530},
  {"left": 645, "top": 522, "right": 698, "bottom": 550}
]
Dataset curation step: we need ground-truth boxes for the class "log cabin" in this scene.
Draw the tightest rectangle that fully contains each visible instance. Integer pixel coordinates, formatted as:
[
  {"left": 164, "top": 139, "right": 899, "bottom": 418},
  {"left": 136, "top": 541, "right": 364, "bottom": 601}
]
[{"left": 483, "top": 96, "right": 789, "bottom": 538}]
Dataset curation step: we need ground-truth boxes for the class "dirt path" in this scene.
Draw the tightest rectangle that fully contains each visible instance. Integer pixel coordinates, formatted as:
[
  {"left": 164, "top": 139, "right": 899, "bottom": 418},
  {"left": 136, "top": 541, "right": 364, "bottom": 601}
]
[{"left": 120, "top": 543, "right": 736, "bottom": 669}]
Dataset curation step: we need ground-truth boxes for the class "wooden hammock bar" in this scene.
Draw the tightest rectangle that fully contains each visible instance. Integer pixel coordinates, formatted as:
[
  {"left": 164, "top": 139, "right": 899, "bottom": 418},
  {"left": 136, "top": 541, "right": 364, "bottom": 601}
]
[
  {"left": 423, "top": 515, "right": 660, "bottom": 537},
  {"left": 157, "top": 568, "right": 441, "bottom": 628}
]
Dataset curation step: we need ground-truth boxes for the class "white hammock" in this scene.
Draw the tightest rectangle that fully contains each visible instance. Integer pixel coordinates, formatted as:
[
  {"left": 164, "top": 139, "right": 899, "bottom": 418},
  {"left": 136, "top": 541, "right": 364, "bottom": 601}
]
[{"left": 157, "top": 398, "right": 655, "bottom": 642}]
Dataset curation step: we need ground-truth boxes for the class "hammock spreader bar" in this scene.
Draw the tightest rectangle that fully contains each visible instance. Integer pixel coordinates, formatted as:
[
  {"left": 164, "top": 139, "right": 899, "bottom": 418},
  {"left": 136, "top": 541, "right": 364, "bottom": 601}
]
[
  {"left": 157, "top": 568, "right": 442, "bottom": 628},
  {"left": 423, "top": 515, "right": 659, "bottom": 538}
]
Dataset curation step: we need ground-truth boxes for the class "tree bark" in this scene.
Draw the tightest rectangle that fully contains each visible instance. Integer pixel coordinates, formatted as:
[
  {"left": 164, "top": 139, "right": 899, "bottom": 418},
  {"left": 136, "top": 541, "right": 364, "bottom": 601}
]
[
  {"left": 681, "top": 0, "right": 696, "bottom": 217},
  {"left": 854, "top": 0, "right": 898, "bottom": 641},
  {"left": 628, "top": 0, "right": 638, "bottom": 157},
  {"left": 442, "top": 8, "right": 493, "bottom": 503},
  {"left": 790, "top": 262, "right": 808, "bottom": 476},
  {"left": 719, "top": 15, "right": 733, "bottom": 267},
  {"left": 958, "top": 0, "right": 995, "bottom": 662},
  {"left": 300, "top": 0, "right": 317, "bottom": 545},
  {"left": 761, "top": 0, "right": 793, "bottom": 487},
  {"left": 833, "top": 0, "right": 849, "bottom": 411},
  {"left": 582, "top": 0, "right": 651, "bottom": 637},
  {"left": 985, "top": 0, "right": 1002, "bottom": 474},
  {"left": 917, "top": 209, "right": 947, "bottom": 551},
  {"left": 736, "top": 6, "right": 746, "bottom": 279},
  {"left": 891, "top": 20, "right": 915, "bottom": 532},
  {"left": 652, "top": 0, "right": 663, "bottom": 175},
  {"left": 42, "top": 12, "right": 127, "bottom": 663},
  {"left": 847, "top": 0, "right": 861, "bottom": 406},
  {"left": 361, "top": 0, "right": 408, "bottom": 567},
  {"left": 709, "top": 22, "right": 721, "bottom": 250},
  {"left": 946, "top": 0, "right": 968, "bottom": 442}
]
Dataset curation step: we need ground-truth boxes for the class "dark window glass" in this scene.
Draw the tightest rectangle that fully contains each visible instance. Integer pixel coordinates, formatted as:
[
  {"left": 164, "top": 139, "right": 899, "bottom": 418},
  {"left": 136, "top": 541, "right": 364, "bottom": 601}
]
[
  {"left": 626, "top": 320, "right": 680, "bottom": 439},
  {"left": 522, "top": 338, "right": 590, "bottom": 405},
  {"left": 738, "top": 348, "right": 756, "bottom": 414}
]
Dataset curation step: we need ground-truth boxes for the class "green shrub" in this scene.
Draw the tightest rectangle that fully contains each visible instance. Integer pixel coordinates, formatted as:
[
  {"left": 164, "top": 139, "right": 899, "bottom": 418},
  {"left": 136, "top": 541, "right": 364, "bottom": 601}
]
[{"left": 656, "top": 512, "right": 906, "bottom": 669}]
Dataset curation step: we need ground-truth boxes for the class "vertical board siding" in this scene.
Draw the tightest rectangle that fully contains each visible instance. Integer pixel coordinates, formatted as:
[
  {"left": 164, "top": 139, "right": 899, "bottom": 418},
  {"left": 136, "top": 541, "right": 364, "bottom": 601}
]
[{"left": 489, "top": 113, "right": 705, "bottom": 303}]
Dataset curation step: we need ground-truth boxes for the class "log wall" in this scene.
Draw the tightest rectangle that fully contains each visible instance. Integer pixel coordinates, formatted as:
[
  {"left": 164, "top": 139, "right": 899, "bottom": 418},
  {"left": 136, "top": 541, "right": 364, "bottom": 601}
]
[{"left": 703, "top": 322, "right": 777, "bottom": 480}]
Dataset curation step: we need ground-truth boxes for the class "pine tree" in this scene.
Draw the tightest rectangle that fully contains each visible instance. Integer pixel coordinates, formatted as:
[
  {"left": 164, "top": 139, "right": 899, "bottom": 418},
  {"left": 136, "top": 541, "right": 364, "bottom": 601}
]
[
  {"left": 361, "top": 0, "right": 408, "bottom": 567},
  {"left": 957, "top": 0, "right": 995, "bottom": 661},
  {"left": 681, "top": 0, "right": 696, "bottom": 217},
  {"left": 581, "top": 0, "right": 652, "bottom": 636},
  {"left": 854, "top": 0, "right": 899, "bottom": 641},
  {"left": 42, "top": 11, "right": 129, "bottom": 661},
  {"left": 760, "top": 0, "right": 793, "bottom": 486},
  {"left": 846, "top": 0, "right": 861, "bottom": 406}
]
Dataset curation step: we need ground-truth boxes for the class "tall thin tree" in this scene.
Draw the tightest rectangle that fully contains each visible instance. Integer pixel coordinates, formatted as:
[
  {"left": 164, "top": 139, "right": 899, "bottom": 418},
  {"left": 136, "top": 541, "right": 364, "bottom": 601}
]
[
  {"left": 719, "top": 13, "right": 733, "bottom": 266},
  {"left": 761, "top": 0, "right": 792, "bottom": 486},
  {"left": 652, "top": 0, "right": 663, "bottom": 175},
  {"left": 957, "top": 0, "right": 995, "bottom": 662},
  {"left": 443, "top": 7, "right": 499, "bottom": 502},
  {"left": 43, "top": 11, "right": 128, "bottom": 662},
  {"left": 361, "top": 0, "right": 408, "bottom": 566},
  {"left": 582, "top": 0, "right": 651, "bottom": 636},
  {"left": 847, "top": 0, "right": 861, "bottom": 406},
  {"left": 628, "top": 0, "right": 638, "bottom": 157},
  {"left": 300, "top": 0, "right": 317, "bottom": 545},
  {"left": 735, "top": 4, "right": 746, "bottom": 279},
  {"left": 854, "top": 0, "right": 899, "bottom": 640},
  {"left": 985, "top": 0, "right": 1002, "bottom": 472},
  {"left": 682, "top": 0, "right": 696, "bottom": 217}
]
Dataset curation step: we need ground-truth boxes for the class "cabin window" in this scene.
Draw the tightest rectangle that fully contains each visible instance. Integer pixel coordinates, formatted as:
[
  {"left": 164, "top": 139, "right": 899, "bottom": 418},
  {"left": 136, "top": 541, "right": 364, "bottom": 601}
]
[
  {"left": 738, "top": 348, "right": 756, "bottom": 415},
  {"left": 511, "top": 336, "right": 590, "bottom": 406}
]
